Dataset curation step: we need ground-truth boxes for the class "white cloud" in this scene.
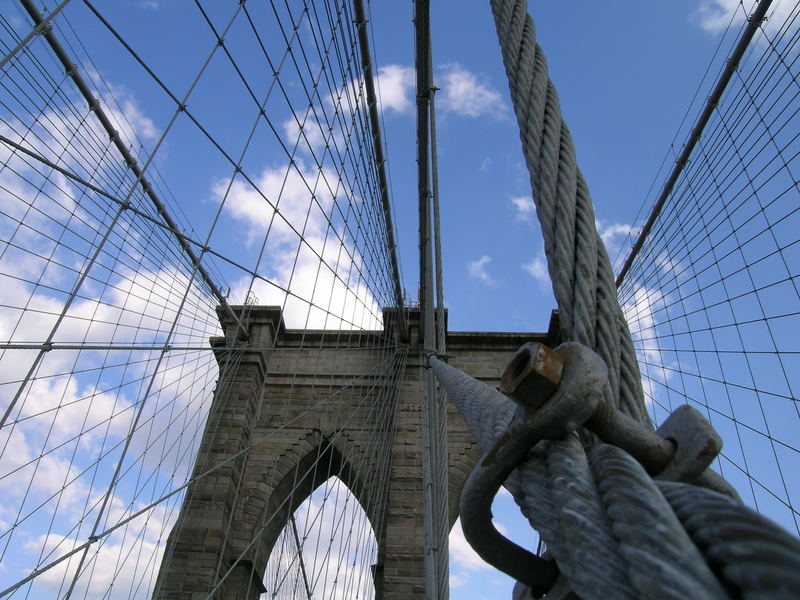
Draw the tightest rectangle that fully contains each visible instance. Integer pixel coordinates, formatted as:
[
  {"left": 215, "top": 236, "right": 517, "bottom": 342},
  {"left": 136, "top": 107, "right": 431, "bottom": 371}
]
[
  {"left": 692, "top": 1, "right": 798, "bottom": 35},
  {"left": 115, "top": 96, "right": 159, "bottom": 142},
  {"left": 216, "top": 161, "right": 383, "bottom": 330},
  {"left": 282, "top": 111, "right": 330, "bottom": 155},
  {"left": 693, "top": 0, "right": 745, "bottom": 32},
  {"left": 596, "top": 219, "right": 636, "bottom": 271},
  {"left": 467, "top": 255, "right": 494, "bottom": 285},
  {"left": 597, "top": 221, "right": 633, "bottom": 247},
  {"left": 621, "top": 283, "right": 677, "bottom": 408},
  {"left": 0, "top": 262, "right": 218, "bottom": 597},
  {"left": 450, "top": 571, "right": 468, "bottom": 588},
  {"left": 0, "top": 74, "right": 218, "bottom": 600},
  {"left": 522, "top": 254, "right": 550, "bottom": 292},
  {"left": 283, "top": 65, "right": 413, "bottom": 160},
  {"left": 479, "top": 157, "right": 492, "bottom": 172},
  {"left": 327, "top": 64, "right": 414, "bottom": 119},
  {"left": 437, "top": 63, "right": 505, "bottom": 118},
  {"left": 87, "top": 71, "right": 159, "bottom": 145},
  {"left": 510, "top": 195, "right": 535, "bottom": 222},
  {"left": 19, "top": 494, "right": 178, "bottom": 599},
  {"left": 375, "top": 65, "right": 415, "bottom": 114},
  {"left": 655, "top": 251, "right": 683, "bottom": 277},
  {"left": 213, "top": 159, "right": 335, "bottom": 247}
]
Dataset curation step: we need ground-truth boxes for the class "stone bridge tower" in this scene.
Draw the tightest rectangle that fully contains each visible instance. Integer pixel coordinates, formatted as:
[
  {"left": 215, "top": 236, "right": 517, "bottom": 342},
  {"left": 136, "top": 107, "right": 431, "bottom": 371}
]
[{"left": 154, "top": 306, "right": 559, "bottom": 599}]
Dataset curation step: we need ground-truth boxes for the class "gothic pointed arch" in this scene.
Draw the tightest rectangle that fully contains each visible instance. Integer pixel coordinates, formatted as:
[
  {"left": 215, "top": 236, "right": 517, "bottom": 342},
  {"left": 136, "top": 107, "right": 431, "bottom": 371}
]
[{"left": 249, "top": 429, "right": 385, "bottom": 567}]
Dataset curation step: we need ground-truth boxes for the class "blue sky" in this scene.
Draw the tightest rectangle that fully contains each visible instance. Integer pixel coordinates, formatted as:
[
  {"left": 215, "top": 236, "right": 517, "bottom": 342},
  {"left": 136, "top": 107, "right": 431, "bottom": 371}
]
[{"left": 0, "top": 0, "right": 791, "bottom": 598}]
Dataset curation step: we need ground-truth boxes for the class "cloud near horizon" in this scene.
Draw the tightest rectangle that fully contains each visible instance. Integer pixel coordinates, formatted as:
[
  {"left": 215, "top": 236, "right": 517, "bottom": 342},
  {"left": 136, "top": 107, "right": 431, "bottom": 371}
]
[
  {"left": 346, "top": 61, "right": 509, "bottom": 120},
  {"left": 522, "top": 253, "right": 550, "bottom": 293}
]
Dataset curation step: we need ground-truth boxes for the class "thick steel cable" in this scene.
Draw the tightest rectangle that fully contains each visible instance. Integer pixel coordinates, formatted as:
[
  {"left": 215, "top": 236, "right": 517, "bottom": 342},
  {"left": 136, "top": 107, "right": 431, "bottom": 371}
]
[
  {"left": 431, "top": 358, "right": 635, "bottom": 599},
  {"left": 657, "top": 480, "right": 800, "bottom": 597},
  {"left": 488, "top": 0, "right": 647, "bottom": 424},
  {"left": 451, "top": 3, "right": 798, "bottom": 596},
  {"left": 432, "top": 356, "right": 773, "bottom": 599},
  {"left": 353, "top": 0, "right": 407, "bottom": 339}
]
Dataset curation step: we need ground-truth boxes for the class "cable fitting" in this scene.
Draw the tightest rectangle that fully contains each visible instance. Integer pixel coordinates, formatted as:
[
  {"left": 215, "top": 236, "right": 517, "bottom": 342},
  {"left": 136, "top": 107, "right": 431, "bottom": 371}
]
[
  {"left": 501, "top": 342, "right": 729, "bottom": 491},
  {"left": 459, "top": 341, "right": 733, "bottom": 597},
  {"left": 422, "top": 350, "right": 448, "bottom": 368},
  {"left": 460, "top": 342, "right": 606, "bottom": 597}
]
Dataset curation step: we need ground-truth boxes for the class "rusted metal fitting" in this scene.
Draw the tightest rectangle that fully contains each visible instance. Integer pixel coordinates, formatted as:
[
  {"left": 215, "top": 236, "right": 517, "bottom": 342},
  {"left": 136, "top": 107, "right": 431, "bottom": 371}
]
[
  {"left": 519, "top": 342, "right": 606, "bottom": 440},
  {"left": 458, "top": 343, "right": 607, "bottom": 597},
  {"left": 501, "top": 342, "right": 564, "bottom": 410},
  {"left": 501, "top": 342, "right": 727, "bottom": 488},
  {"left": 501, "top": 342, "right": 606, "bottom": 439}
]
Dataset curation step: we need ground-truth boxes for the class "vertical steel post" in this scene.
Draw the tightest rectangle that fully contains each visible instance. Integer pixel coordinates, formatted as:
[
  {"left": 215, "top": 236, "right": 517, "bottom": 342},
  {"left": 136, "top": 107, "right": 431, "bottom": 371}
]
[{"left": 415, "top": 0, "right": 449, "bottom": 597}]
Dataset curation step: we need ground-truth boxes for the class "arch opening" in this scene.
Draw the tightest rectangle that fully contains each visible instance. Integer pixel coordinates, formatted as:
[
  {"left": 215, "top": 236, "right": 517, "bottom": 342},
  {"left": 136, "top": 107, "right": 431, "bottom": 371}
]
[{"left": 263, "top": 476, "right": 379, "bottom": 599}]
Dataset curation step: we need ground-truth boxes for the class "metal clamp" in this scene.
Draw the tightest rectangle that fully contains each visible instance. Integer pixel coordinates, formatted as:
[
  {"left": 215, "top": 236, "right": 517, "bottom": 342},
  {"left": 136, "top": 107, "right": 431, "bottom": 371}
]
[
  {"left": 502, "top": 342, "right": 729, "bottom": 489},
  {"left": 461, "top": 341, "right": 734, "bottom": 598},
  {"left": 459, "top": 342, "right": 607, "bottom": 597},
  {"left": 655, "top": 404, "right": 720, "bottom": 481}
]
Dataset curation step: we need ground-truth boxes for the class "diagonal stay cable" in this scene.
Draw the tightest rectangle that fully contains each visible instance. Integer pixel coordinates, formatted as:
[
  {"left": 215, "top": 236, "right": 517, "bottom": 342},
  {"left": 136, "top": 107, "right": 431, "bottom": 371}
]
[
  {"left": 616, "top": 0, "right": 774, "bottom": 287},
  {"left": 0, "top": 344, "right": 405, "bottom": 599},
  {"left": 0, "top": 0, "right": 71, "bottom": 70},
  {"left": 20, "top": 0, "right": 244, "bottom": 338}
]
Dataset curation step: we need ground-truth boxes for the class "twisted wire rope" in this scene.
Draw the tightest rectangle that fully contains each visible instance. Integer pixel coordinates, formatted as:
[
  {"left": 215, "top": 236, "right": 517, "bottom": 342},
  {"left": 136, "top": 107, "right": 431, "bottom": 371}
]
[
  {"left": 489, "top": 0, "right": 647, "bottom": 424},
  {"left": 461, "top": 1, "right": 800, "bottom": 598}
]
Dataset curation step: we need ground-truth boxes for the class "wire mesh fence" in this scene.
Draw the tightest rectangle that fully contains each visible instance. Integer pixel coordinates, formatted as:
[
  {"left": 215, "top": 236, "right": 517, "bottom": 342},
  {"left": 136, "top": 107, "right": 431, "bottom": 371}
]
[
  {"left": 618, "top": 0, "right": 800, "bottom": 536},
  {"left": 0, "top": 0, "right": 405, "bottom": 597}
]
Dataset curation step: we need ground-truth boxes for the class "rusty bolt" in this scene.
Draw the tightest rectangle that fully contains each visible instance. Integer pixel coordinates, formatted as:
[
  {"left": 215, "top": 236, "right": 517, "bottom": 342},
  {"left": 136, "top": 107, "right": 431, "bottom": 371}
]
[{"left": 500, "top": 342, "right": 565, "bottom": 410}]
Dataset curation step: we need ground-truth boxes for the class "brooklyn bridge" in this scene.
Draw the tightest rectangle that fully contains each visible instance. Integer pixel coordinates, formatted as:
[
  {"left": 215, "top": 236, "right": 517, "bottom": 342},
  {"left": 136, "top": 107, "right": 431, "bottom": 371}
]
[{"left": 0, "top": 0, "right": 799, "bottom": 598}]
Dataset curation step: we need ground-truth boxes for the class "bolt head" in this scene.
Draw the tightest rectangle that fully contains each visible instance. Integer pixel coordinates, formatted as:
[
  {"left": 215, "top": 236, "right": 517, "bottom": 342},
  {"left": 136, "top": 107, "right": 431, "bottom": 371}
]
[{"left": 500, "top": 342, "right": 564, "bottom": 410}]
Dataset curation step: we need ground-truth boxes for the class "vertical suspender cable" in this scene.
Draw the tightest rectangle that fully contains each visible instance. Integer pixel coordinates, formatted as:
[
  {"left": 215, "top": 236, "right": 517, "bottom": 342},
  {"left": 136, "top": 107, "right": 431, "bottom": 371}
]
[
  {"left": 415, "top": 0, "right": 449, "bottom": 598},
  {"left": 353, "top": 0, "right": 408, "bottom": 341},
  {"left": 430, "top": 91, "right": 445, "bottom": 355},
  {"left": 489, "top": 0, "right": 648, "bottom": 423},
  {"left": 430, "top": 66, "right": 450, "bottom": 599}
]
